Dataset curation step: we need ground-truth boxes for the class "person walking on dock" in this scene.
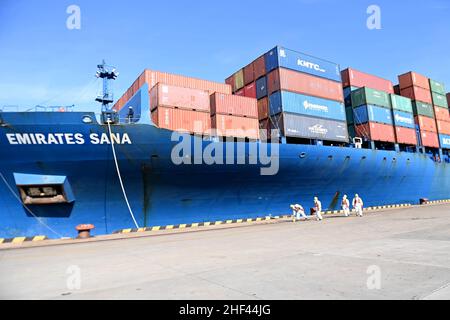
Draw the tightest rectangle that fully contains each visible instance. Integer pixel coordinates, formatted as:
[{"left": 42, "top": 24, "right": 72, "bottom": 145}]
[
  {"left": 352, "top": 194, "right": 364, "bottom": 217},
  {"left": 342, "top": 195, "right": 350, "bottom": 217},
  {"left": 313, "top": 197, "right": 323, "bottom": 221},
  {"left": 290, "top": 204, "right": 307, "bottom": 222}
]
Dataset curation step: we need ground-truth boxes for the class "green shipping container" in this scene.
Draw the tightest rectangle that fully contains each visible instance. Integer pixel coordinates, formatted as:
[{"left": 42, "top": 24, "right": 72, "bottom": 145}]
[
  {"left": 346, "top": 106, "right": 354, "bottom": 124},
  {"left": 390, "top": 94, "right": 413, "bottom": 113},
  {"left": 412, "top": 101, "right": 434, "bottom": 118},
  {"left": 429, "top": 79, "right": 446, "bottom": 95},
  {"left": 347, "top": 125, "right": 356, "bottom": 139},
  {"left": 431, "top": 92, "right": 448, "bottom": 108},
  {"left": 234, "top": 69, "right": 244, "bottom": 91},
  {"left": 351, "top": 87, "right": 391, "bottom": 109}
]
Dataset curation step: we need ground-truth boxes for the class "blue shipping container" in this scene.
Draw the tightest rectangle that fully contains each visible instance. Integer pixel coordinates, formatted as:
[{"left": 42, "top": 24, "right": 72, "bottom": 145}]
[
  {"left": 343, "top": 86, "right": 359, "bottom": 107},
  {"left": 269, "top": 91, "right": 346, "bottom": 121},
  {"left": 392, "top": 110, "right": 415, "bottom": 129},
  {"left": 265, "top": 46, "right": 341, "bottom": 82},
  {"left": 439, "top": 134, "right": 450, "bottom": 149},
  {"left": 256, "top": 76, "right": 268, "bottom": 99},
  {"left": 353, "top": 105, "right": 393, "bottom": 125}
]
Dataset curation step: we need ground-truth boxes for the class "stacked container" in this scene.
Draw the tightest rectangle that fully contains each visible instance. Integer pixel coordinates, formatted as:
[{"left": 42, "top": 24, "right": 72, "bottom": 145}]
[
  {"left": 398, "top": 72, "right": 439, "bottom": 149},
  {"left": 341, "top": 68, "right": 395, "bottom": 143},
  {"left": 430, "top": 79, "right": 450, "bottom": 150},
  {"left": 390, "top": 94, "right": 417, "bottom": 146}
]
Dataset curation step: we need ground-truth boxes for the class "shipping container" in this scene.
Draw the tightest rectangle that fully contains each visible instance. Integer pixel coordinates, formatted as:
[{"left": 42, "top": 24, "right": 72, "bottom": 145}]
[
  {"left": 429, "top": 79, "right": 446, "bottom": 95},
  {"left": 348, "top": 125, "right": 356, "bottom": 139},
  {"left": 257, "top": 97, "right": 269, "bottom": 120},
  {"left": 234, "top": 69, "right": 244, "bottom": 91},
  {"left": 114, "top": 70, "right": 232, "bottom": 111},
  {"left": 415, "top": 115, "right": 437, "bottom": 132},
  {"left": 355, "top": 122, "right": 396, "bottom": 143},
  {"left": 390, "top": 94, "right": 413, "bottom": 113},
  {"left": 412, "top": 101, "right": 434, "bottom": 118},
  {"left": 341, "top": 68, "right": 394, "bottom": 93},
  {"left": 271, "top": 113, "right": 348, "bottom": 142},
  {"left": 346, "top": 106, "right": 354, "bottom": 124},
  {"left": 269, "top": 91, "right": 346, "bottom": 121},
  {"left": 395, "top": 127, "right": 417, "bottom": 145},
  {"left": 151, "top": 107, "right": 211, "bottom": 134},
  {"left": 259, "top": 118, "right": 270, "bottom": 141},
  {"left": 439, "top": 134, "right": 450, "bottom": 149},
  {"left": 243, "top": 63, "right": 255, "bottom": 85},
  {"left": 400, "top": 86, "right": 433, "bottom": 104},
  {"left": 253, "top": 55, "right": 266, "bottom": 80},
  {"left": 351, "top": 87, "right": 391, "bottom": 109},
  {"left": 267, "top": 68, "right": 344, "bottom": 102},
  {"left": 393, "top": 84, "right": 401, "bottom": 95},
  {"left": 447, "top": 93, "right": 450, "bottom": 107},
  {"left": 434, "top": 106, "right": 450, "bottom": 122},
  {"left": 343, "top": 86, "right": 358, "bottom": 107},
  {"left": 244, "top": 82, "right": 257, "bottom": 99},
  {"left": 398, "top": 72, "right": 430, "bottom": 90},
  {"left": 235, "top": 89, "right": 245, "bottom": 96},
  {"left": 225, "top": 75, "right": 235, "bottom": 92},
  {"left": 420, "top": 131, "right": 440, "bottom": 148},
  {"left": 436, "top": 120, "right": 450, "bottom": 135},
  {"left": 393, "top": 110, "right": 415, "bottom": 129},
  {"left": 265, "top": 46, "right": 341, "bottom": 82},
  {"left": 353, "top": 105, "right": 393, "bottom": 125},
  {"left": 211, "top": 114, "right": 260, "bottom": 139},
  {"left": 149, "top": 83, "right": 210, "bottom": 112},
  {"left": 210, "top": 93, "right": 258, "bottom": 118},
  {"left": 256, "top": 76, "right": 268, "bottom": 99},
  {"left": 431, "top": 92, "right": 448, "bottom": 108}
]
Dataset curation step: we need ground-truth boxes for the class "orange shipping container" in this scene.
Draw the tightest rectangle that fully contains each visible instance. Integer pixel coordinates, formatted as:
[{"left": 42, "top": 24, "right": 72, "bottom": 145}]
[
  {"left": 415, "top": 115, "right": 437, "bottom": 133},
  {"left": 149, "top": 83, "right": 210, "bottom": 112},
  {"left": 399, "top": 72, "right": 430, "bottom": 90},
  {"left": 400, "top": 86, "right": 432, "bottom": 104},
  {"left": 267, "top": 68, "right": 344, "bottom": 102},
  {"left": 257, "top": 97, "right": 269, "bottom": 120},
  {"left": 211, "top": 114, "right": 259, "bottom": 140},
  {"left": 420, "top": 131, "right": 439, "bottom": 148},
  {"left": 151, "top": 107, "right": 211, "bottom": 135},
  {"left": 114, "top": 70, "right": 232, "bottom": 111},
  {"left": 355, "top": 122, "right": 396, "bottom": 143},
  {"left": 210, "top": 93, "right": 258, "bottom": 118},
  {"left": 395, "top": 127, "right": 417, "bottom": 145},
  {"left": 436, "top": 120, "right": 450, "bottom": 135},
  {"left": 434, "top": 106, "right": 450, "bottom": 122}
]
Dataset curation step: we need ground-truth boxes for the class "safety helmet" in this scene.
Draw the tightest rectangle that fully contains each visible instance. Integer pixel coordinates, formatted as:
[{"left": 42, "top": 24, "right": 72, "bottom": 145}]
[
  {"left": 314, "top": 197, "right": 318, "bottom": 201},
  {"left": 355, "top": 194, "right": 359, "bottom": 198},
  {"left": 343, "top": 195, "right": 347, "bottom": 199}
]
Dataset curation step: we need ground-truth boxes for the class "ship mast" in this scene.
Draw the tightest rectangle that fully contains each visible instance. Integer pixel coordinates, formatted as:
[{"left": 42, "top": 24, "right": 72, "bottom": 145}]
[{"left": 96, "top": 60, "right": 119, "bottom": 123}]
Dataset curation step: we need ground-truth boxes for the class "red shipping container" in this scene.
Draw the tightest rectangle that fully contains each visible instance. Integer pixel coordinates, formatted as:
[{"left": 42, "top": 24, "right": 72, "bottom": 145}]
[
  {"left": 210, "top": 93, "right": 258, "bottom": 118},
  {"left": 398, "top": 72, "right": 430, "bottom": 90},
  {"left": 257, "top": 97, "right": 269, "bottom": 120},
  {"left": 211, "top": 114, "right": 260, "bottom": 140},
  {"left": 235, "top": 89, "right": 245, "bottom": 96},
  {"left": 149, "top": 83, "right": 210, "bottom": 112},
  {"left": 400, "top": 86, "right": 432, "bottom": 104},
  {"left": 420, "top": 131, "right": 439, "bottom": 148},
  {"left": 434, "top": 106, "right": 450, "bottom": 122},
  {"left": 394, "top": 84, "right": 401, "bottom": 95},
  {"left": 415, "top": 115, "right": 437, "bottom": 133},
  {"left": 225, "top": 75, "right": 235, "bottom": 92},
  {"left": 151, "top": 107, "right": 211, "bottom": 134},
  {"left": 395, "top": 127, "right": 417, "bottom": 145},
  {"left": 267, "top": 68, "right": 344, "bottom": 102},
  {"left": 244, "top": 82, "right": 257, "bottom": 99},
  {"left": 243, "top": 63, "right": 255, "bottom": 85},
  {"left": 253, "top": 55, "right": 266, "bottom": 80},
  {"left": 341, "top": 68, "right": 394, "bottom": 93},
  {"left": 436, "top": 120, "right": 450, "bottom": 135},
  {"left": 114, "top": 70, "right": 232, "bottom": 111},
  {"left": 355, "top": 122, "right": 396, "bottom": 143}
]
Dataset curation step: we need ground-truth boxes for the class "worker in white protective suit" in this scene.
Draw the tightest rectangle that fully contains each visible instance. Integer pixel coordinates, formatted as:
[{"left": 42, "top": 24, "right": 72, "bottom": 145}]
[
  {"left": 290, "top": 204, "right": 307, "bottom": 222},
  {"left": 342, "top": 195, "right": 351, "bottom": 217},
  {"left": 352, "top": 194, "right": 364, "bottom": 217},
  {"left": 313, "top": 197, "right": 323, "bottom": 221}
]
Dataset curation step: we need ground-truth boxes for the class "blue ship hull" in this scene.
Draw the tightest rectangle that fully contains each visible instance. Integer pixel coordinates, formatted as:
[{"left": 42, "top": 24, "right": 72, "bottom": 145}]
[{"left": 0, "top": 110, "right": 449, "bottom": 239}]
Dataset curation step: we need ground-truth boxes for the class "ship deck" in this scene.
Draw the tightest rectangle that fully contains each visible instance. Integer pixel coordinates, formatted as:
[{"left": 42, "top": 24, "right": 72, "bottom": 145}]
[{"left": 1, "top": 203, "right": 450, "bottom": 300}]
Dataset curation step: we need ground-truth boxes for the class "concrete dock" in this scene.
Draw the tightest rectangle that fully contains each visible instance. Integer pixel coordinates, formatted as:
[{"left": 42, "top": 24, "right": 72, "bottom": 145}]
[{"left": 1, "top": 204, "right": 449, "bottom": 300}]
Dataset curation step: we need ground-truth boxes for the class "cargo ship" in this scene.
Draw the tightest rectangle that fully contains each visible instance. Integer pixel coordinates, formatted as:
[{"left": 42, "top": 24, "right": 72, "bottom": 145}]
[{"left": 1, "top": 47, "right": 449, "bottom": 239}]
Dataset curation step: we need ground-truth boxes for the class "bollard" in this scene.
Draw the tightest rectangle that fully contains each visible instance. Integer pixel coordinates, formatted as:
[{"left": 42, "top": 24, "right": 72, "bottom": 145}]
[{"left": 76, "top": 224, "right": 95, "bottom": 239}]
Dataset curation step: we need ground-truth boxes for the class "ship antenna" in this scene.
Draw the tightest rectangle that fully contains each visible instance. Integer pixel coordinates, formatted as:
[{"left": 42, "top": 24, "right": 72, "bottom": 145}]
[{"left": 96, "top": 59, "right": 119, "bottom": 124}]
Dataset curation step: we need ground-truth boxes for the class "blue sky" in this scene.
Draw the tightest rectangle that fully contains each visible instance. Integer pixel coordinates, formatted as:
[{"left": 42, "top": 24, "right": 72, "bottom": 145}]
[{"left": 0, "top": 0, "right": 449, "bottom": 110}]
